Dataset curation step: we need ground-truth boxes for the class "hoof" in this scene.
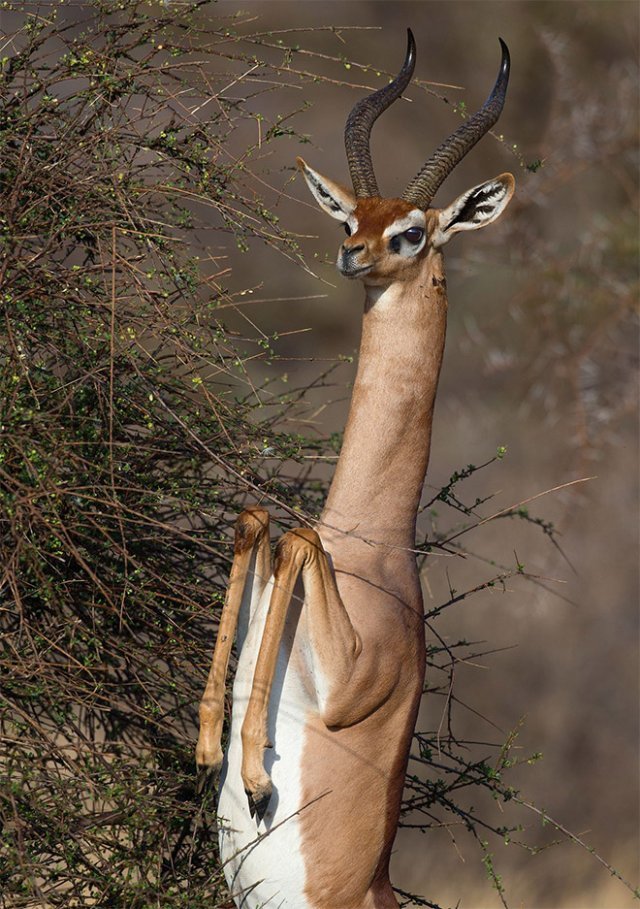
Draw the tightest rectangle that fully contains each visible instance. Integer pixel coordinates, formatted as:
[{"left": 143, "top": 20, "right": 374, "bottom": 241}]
[
  {"left": 245, "top": 781, "right": 272, "bottom": 822},
  {"left": 195, "top": 742, "right": 223, "bottom": 796},
  {"left": 195, "top": 763, "right": 220, "bottom": 796}
]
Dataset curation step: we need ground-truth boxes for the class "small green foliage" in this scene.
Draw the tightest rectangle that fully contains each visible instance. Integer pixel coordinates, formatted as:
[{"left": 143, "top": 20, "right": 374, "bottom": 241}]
[{"left": 481, "top": 842, "right": 505, "bottom": 897}]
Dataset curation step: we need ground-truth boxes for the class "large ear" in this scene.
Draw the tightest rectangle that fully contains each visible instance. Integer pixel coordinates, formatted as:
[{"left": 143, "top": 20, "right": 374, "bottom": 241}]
[
  {"left": 432, "top": 173, "right": 515, "bottom": 248},
  {"left": 296, "top": 156, "right": 356, "bottom": 222}
]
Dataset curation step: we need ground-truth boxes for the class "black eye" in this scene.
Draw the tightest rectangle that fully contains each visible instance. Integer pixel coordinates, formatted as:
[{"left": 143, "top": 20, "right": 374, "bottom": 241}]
[
  {"left": 343, "top": 223, "right": 352, "bottom": 236},
  {"left": 404, "top": 227, "right": 424, "bottom": 244}
]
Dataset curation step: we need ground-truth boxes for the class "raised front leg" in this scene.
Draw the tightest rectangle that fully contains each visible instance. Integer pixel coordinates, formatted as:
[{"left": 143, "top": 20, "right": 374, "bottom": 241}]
[
  {"left": 240, "top": 527, "right": 362, "bottom": 819},
  {"left": 196, "top": 507, "right": 271, "bottom": 778}
]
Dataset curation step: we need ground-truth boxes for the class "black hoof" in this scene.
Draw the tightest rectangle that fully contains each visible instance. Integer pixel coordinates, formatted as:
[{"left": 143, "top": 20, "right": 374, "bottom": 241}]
[
  {"left": 196, "top": 764, "right": 219, "bottom": 797},
  {"left": 246, "top": 786, "right": 271, "bottom": 822}
]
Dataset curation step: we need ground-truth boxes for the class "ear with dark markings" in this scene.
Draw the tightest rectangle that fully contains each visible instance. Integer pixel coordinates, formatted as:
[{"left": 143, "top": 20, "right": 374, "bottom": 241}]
[
  {"left": 297, "top": 157, "right": 356, "bottom": 222},
  {"left": 432, "top": 173, "right": 515, "bottom": 247}
]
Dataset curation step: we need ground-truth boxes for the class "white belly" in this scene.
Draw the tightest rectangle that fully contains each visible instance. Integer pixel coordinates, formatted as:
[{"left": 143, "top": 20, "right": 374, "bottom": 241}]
[{"left": 217, "top": 577, "right": 314, "bottom": 909}]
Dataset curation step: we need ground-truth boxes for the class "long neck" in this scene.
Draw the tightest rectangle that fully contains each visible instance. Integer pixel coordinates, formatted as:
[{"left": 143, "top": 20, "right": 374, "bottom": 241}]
[{"left": 320, "top": 253, "right": 448, "bottom": 552}]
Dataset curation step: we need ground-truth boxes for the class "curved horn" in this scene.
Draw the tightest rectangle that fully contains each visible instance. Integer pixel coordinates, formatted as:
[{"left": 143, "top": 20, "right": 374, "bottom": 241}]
[
  {"left": 344, "top": 28, "right": 416, "bottom": 198},
  {"left": 403, "top": 38, "right": 510, "bottom": 209}
]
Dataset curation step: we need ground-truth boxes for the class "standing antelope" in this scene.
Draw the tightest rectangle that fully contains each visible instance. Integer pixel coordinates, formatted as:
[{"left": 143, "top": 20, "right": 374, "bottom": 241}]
[{"left": 196, "top": 30, "right": 515, "bottom": 909}]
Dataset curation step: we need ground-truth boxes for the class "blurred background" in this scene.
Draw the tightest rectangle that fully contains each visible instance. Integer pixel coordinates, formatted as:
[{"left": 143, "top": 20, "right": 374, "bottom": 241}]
[{"left": 214, "top": 2, "right": 639, "bottom": 906}]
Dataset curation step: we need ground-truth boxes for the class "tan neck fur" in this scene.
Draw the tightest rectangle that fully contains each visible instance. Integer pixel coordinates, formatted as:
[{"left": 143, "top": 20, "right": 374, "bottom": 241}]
[{"left": 320, "top": 249, "right": 447, "bottom": 552}]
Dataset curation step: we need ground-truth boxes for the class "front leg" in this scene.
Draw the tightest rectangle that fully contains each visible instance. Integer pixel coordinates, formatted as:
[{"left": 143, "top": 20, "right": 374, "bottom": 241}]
[
  {"left": 240, "top": 527, "right": 361, "bottom": 819},
  {"left": 196, "top": 507, "right": 271, "bottom": 778}
]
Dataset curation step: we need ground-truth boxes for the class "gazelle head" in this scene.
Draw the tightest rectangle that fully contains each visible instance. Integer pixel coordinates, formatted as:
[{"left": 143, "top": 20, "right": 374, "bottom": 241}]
[{"left": 298, "top": 30, "right": 515, "bottom": 287}]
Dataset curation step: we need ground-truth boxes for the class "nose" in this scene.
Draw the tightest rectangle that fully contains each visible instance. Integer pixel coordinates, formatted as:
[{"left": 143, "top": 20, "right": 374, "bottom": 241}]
[{"left": 342, "top": 243, "right": 365, "bottom": 256}]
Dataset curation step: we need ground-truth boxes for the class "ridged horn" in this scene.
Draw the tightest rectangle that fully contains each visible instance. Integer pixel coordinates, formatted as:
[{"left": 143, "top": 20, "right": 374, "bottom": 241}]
[
  {"left": 344, "top": 28, "right": 416, "bottom": 198},
  {"left": 403, "top": 38, "right": 510, "bottom": 209}
]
